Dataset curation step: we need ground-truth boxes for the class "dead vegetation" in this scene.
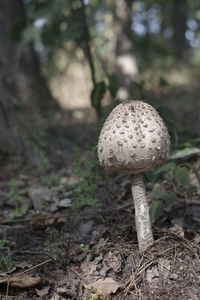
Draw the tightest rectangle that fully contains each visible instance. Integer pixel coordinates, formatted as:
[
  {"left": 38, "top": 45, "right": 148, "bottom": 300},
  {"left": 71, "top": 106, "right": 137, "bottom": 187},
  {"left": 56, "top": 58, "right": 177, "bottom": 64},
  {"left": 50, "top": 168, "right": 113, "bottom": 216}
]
[
  {"left": 0, "top": 132, "right": 200, "bottom": 299},
  {"left": 0, "top": 90, "right": 200, "bottom": 299},
  {"left": 0, "top": 221, "right": 199, "bottom": 299}
]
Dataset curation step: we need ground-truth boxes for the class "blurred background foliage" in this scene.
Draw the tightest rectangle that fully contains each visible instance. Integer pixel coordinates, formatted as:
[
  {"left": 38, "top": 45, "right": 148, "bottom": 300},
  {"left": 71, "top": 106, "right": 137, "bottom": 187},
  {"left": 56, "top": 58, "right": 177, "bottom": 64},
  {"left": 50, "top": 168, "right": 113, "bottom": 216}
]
[
  {"left": 20, "top": 0, "right": 200, "bottom": 69},
  {"left": 17, "top": 0, "right": 200, "bottom": 123},
  {"left": 1, "top": 0, "right": 200, "bottom": 161}
]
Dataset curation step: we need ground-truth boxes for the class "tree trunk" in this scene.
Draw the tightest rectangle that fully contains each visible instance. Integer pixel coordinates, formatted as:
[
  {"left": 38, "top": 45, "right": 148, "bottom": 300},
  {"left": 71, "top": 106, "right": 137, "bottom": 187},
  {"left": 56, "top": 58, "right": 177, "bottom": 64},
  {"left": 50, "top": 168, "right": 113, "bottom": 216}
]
[
  {"left": 172, "top": 0, "right": 188, "bottom": 61},
  {"left": 114, "top": 0, "right": 138, "bottom": 100},
  {"left": 0, "top": 0, "right": 57, "bottom": 163}
]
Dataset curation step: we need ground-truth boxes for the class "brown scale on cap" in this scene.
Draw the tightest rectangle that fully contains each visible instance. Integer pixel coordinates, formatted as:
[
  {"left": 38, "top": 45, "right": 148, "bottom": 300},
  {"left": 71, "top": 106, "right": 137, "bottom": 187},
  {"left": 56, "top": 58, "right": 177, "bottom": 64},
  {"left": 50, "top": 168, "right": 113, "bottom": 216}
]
[{"left": 98, "top": 100, "right": 170, "bottom": 174}]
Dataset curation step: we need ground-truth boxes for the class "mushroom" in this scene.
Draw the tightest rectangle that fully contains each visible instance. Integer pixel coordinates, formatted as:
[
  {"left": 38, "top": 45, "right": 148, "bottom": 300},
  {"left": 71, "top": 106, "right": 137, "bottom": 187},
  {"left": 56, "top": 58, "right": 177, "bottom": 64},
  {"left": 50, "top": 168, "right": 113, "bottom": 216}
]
[{"left": 98, "top": 100, "right": 170, "bottom": 252}]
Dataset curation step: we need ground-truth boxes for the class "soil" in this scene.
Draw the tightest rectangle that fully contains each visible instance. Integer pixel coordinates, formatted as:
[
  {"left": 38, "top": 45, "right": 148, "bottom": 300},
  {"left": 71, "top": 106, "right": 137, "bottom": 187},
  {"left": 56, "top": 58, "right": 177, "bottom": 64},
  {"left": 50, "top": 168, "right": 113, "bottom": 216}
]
[{"left": 0, "top": 111, "right": 200, "bottom": 300}]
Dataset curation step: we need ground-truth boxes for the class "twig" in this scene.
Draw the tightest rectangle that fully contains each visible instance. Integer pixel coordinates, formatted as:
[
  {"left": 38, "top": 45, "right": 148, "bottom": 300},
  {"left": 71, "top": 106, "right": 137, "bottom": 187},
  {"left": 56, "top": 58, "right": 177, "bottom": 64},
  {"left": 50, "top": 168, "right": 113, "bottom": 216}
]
[
  {"left": 80, "top": 0, "right": 96, "bottom": 87},
  {"left": 0, "top": 204, "right": 133, "bottom": 225},
  {"left": 0, "top": 258, "right": 53, "bottom": 284},
  {"left": 6, "top": 279, "right": 9, "bottom": 299},
  {"left": 123, "top": 259, "right": 154, "bottom": 295},
  {"left": 0, "top": 296, "right": 18, "bottom": 299}
]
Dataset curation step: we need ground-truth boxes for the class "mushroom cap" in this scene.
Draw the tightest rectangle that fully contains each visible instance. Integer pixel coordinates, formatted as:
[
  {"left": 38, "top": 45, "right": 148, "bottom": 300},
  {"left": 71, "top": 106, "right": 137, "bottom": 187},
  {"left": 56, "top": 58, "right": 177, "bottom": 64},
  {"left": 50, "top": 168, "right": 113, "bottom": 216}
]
[{"left": 98, "top": 100, "right": 170, "bottom": 174}]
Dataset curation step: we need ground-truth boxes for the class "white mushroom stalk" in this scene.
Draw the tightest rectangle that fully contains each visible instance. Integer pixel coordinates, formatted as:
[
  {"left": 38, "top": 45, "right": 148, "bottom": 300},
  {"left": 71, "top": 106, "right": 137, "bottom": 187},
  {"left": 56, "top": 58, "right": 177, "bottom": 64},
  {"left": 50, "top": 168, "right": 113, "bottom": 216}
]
[
  {"left": 98, "top": 100, "right": 170, "bottom": 252},
  {"left": 131, "top": 174, "right": 154, "bottom": 252}
]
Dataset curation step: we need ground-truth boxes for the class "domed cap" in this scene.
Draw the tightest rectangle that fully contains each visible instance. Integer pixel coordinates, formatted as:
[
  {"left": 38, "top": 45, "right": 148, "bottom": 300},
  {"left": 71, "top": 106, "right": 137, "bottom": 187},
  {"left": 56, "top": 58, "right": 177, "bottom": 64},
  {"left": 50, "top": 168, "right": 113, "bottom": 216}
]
[{"left": 98, "top": 100, "right": 170, "bottom": 174}]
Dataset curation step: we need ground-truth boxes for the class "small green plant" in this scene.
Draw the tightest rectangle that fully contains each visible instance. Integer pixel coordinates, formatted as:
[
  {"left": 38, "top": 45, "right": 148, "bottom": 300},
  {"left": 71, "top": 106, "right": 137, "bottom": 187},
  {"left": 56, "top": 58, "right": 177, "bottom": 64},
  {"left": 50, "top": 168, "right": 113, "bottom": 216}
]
[
  {"left": 0, "top": 255, "right": 15, "bottom": 272},
  {"left": 149, "top": 144, "right": 200, "bottom": 223},
  {"left": 0, "top": 240, "right": 16, "bottom": 271},
  {"left": 7, "top": 179, "right": 23, "bottom": 188},
  {"left": 43, "top": 228, "right": 61, "bottom": 260},
  {"left": 120, "top": 177, "right": 131, "bottom": 187},
  {"left": 155, "top": 162, "right": 191, "bottom": 188},
  {"left": 43, "top": 173, "right": 60, "bottom": 186},
  {"left": 0, "top": 239, "right": 15, "bottom": 250},
  {"left": 6, "top": 180, "right": 28, "bottom": 218},
  {"left": 6, "top": 157, "right": 22, "bottom": 171},
  {"left": 72, "top": 146, "right": 101, "bottom": 210},
  {"left": 10, "top": 197, "right": 28, "bottom": 218},
  {"left": 150, "top": 185, "right": 178, "bottom": 223},
  {"left": 80, "top": 243, "right": 90, "bottom": 254},
  {"left": 37, "top": 156, "right": 52, "bottom": 173}
]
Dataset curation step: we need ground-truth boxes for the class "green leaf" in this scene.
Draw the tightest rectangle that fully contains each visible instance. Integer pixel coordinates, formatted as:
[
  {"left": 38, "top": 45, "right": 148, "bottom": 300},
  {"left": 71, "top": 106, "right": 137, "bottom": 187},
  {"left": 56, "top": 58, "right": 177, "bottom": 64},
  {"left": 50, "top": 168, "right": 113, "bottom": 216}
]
[
  {"left": 154, "top": 162, "right": 175, "bottom": 174},
  {"left": 181, "top": 138, "right": 200, "bottom": 148},
  {"left": 108, "top": 74, "right": 119, "bottom": 98},
  {"left": 145, "top": 170, "right": 158, "bottom": 183},
  {"left": 181, "top": 162, "right": 200, "bottom": 185},
  {"left": 149, "top": 201, "right": 164, "bottom": 224},
  {"left": 163, "top": 193, "right": 178, "bottom": 205},
  {"left": 172, "top": 166, "right": 190, "bottom": 188},
  {"left": 152, "top": 186, "right": 166, "bottom": 199},
  {"left": 91, "top": 81, "right": 106, "bottom": 111},
  {"left": 120, "top": 178, "right": 130, "bottom": 187},
  {"left": 170, "top": 147, "right": 200, "bottom": 160}
]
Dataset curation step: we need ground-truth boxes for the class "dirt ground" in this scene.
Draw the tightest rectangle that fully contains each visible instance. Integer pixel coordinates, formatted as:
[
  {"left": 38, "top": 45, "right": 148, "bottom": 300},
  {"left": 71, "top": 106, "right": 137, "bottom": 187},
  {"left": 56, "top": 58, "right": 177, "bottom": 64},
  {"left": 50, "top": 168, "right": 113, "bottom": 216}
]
[{"left": 0, "top": 104, "right": 200, "bottom": 300}]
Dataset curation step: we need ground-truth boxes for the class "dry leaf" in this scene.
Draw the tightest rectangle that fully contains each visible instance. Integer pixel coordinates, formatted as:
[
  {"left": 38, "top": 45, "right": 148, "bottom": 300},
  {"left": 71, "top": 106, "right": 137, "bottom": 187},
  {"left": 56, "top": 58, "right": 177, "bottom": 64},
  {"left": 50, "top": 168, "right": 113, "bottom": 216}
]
[
  {"left": 0, "top": 274, "right": 41, "bottom": 288},
  {"left": 158, "top": 258, "right": 171, "bottom": 280},
  {"left": 185, "top": 287, "right": 199, "bottom": 300},
  {"left": 0, "top": 266, "right": 18, "bottom": 277},
  {"left": 81, "top": 261, "right": 98, "bottom": 275},
  {"left": 0, "top": 262, "right": 34, "bottom": 277},
  {"left": 84, "top": 277, "right": 122, "bottom": 294},
  {"left": 48, "top": 293, "right": 60, "bottom": 300},
  {"left": 104, "top": 252, "right": 122, "bottom": 273},
  {"left": 99, "top": 265, "right": 110, "bottom": 277},
  {"left": 16, "top": 262, "right": 33, "bottom": 270},
  {"left": 95, "top": 238, "right": 108, "bottom": 252},
  {"left": 169, "top": 224, "right": 184, "bottom": 238},
  {"left": 0, "top": 261, "right": 33, "bottom": 278},
  {"left": 36, "top": 286, "right": 50, "bottom": 297},
  {"left": 83, "top": 291, "right": 110, "bottom": 300},
  {"left": 57, "top": 286, "right": 75, "bottom": 298},
  {"left": 146, "top": 258, "right": 171, "bottom": 288},
  {"left": 146, "top": 265, "right": 159, "bottom": 286},
  {"left": 194, "top": 233, "right": 200, "bottom": 244}
]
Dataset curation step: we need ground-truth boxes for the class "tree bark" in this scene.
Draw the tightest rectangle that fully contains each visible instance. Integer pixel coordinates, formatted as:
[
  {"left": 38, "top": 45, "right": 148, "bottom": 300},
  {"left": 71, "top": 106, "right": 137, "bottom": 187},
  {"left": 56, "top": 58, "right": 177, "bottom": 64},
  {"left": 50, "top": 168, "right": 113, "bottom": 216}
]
[
  {"left": 114, "top": 0, "right": 138, "bottom": 100},
  {"left": 172, "top": 0, "right": 188, "bottom": 61},
  {"left": 0, "top": 0, "right": 57, "bottom": 162}
]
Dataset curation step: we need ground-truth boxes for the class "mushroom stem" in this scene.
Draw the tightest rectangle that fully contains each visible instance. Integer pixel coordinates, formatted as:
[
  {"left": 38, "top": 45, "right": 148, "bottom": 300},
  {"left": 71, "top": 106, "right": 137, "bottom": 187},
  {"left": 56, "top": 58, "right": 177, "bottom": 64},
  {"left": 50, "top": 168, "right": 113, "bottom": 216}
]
[{"left": 131, "top": 173, "right": 154, "bottom": 252}]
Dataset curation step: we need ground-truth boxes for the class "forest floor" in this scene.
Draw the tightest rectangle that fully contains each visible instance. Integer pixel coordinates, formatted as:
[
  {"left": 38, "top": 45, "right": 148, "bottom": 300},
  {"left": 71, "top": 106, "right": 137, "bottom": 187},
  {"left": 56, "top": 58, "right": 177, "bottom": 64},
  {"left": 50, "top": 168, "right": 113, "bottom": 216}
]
[{"left": 0, "top": 87, "right": 200, "bottom": 299}]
